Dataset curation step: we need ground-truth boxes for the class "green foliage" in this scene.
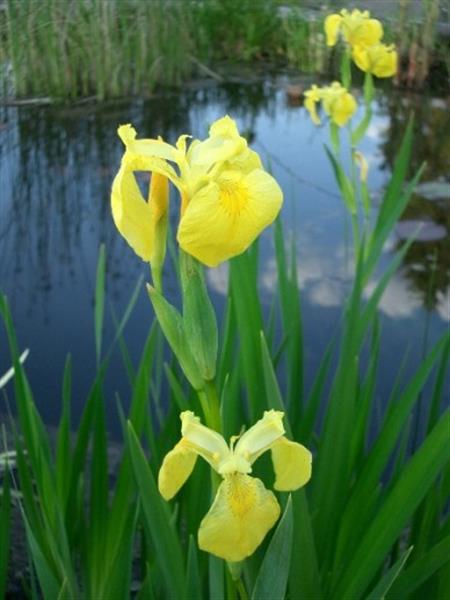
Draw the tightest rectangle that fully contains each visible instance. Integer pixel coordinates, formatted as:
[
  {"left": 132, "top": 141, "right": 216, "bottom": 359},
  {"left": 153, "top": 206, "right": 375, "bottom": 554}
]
[
  {"left": 0, "top": 467, "right": 11, "bottom": 599},
  {"left": 0, "top": 75, "right": 449, "bottom": 599},
  {"left": 1, "top": 0, "right": 329, "bottom": 100},
  {"left": 251, "top": 495, "right": 293, "bottom": 600}
]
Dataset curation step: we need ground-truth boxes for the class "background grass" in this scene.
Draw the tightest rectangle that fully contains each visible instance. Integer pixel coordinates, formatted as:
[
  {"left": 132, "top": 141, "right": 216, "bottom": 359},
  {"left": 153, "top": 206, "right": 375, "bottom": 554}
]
[{"left": 0, "top": 0, "right": 447, "bottom": 100}]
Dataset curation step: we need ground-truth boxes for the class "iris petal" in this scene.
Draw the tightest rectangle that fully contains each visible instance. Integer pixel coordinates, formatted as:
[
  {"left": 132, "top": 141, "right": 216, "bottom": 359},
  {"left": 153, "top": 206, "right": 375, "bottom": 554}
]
[
  {"left": 158, "top": 439, "right": 198, "bottom": 500},
  {"left": 198, "top": 474, "right": 280, "bottom": 562},
  {"left": 180, "top": 411, "right": 229, "bottom": 469},
  {"left": 235, "top": 410, "right": 284, "bottom": 462},
  {"left": 324, "top": 14, "right": 342, "bottom": 46},
  {"left": 177, "top": 169, "right": 283, "bottom": 267},
  {"left": 111, "top": 164, "right": 154, "bottom": 261},
  {"left": 118, "top": 124, "right": 180, "bottom": 162},
  {"left": 271, "top": 437, "right": 312, "bottom": 491},
  {"left": 352, "top": 44, "right": 397, "bottom": 78}
]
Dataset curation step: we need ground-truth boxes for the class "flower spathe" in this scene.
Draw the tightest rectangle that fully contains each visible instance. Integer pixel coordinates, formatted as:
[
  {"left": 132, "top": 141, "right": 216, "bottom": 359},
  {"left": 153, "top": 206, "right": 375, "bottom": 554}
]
[
  {"left": 352, "top": 43, "right": 398, "bottom": 78},
  {"left": 325, "top": 9, "right": 383, "bottom": 48},
  {"left": 304, "top": 82, "right": 357, "bottom": 127},
  {"left": 111, "top": 116, "right": 283, "bottom": 268},
  {"left": 158, "top": 410, "right": 312, "bottom": 562}
]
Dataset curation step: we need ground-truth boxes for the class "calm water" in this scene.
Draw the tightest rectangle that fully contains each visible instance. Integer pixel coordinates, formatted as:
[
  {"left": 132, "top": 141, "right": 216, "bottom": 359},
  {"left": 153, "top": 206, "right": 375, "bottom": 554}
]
[{"left": 0, "top": 78, "right": 449, "bottom": 435}]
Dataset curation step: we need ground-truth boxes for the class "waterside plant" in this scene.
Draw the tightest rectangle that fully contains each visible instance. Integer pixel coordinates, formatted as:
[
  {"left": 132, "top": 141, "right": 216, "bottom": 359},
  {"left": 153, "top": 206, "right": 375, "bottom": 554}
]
[{"left": 1, "top": 7, "right": 449, "bottom": 599}]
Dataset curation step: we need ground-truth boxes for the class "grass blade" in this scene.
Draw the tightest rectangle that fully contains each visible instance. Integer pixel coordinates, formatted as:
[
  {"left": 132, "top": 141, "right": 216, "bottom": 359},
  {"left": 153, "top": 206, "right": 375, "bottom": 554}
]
[
  {"left": 388, "top": 536, "right": 450, "bottom": 599},
  {"left": 0, "top": 468, "right": 11, "bottom": 599},
  {"left": 94, "top": 244, "right": 106, "bottom": 366},
  {"left": 127, "top": 423, "right": 185, "bottom": 599},
  {"left": 185, "top": 536, "right": 201, "bottom": 600},
  {"left": 366, "top": 546, "right": 413, "bottom": 600},
  {"left": 251, "top": 495, "right": 293, "bottom": 600},
  {"left": 334, "top": 411, "right": 450, "bottom": 599},
  {"left": 289, "top": 490, "right": 322, "bottom": 600}
]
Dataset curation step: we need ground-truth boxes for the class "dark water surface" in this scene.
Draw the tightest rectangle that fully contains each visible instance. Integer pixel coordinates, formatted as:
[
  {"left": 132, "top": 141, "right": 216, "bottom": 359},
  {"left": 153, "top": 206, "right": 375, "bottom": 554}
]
[{"left": 1, "top": 79, "right": 449, "bottom": 435}]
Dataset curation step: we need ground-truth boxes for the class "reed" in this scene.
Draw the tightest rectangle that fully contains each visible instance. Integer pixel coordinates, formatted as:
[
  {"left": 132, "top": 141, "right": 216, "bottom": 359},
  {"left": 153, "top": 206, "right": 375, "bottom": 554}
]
[
  {"left": 0, "top": 0, "right": 340, "bottom": 100},
  {"left": 2, "top": 0, "right": 196, "bottom": 100}
]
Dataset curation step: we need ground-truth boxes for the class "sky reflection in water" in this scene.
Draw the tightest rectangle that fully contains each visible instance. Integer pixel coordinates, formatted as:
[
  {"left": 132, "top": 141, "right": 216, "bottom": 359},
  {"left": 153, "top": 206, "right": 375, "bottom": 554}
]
[{"left": 0, "top": 80, "right": 448, "bottom": 434}]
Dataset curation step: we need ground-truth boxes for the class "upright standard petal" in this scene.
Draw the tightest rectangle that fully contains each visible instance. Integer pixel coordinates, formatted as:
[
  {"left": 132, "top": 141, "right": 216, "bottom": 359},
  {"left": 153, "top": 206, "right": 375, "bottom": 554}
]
[
  {"left": 158, "top": 439, "right": 198, "bottom": 500},
  {"left": 198, "top": 473, "right": 280, "bottom": 562},
  {"left": 271, "top": 437, "right": 312, "bottom": 491},
  {"left": 340, "top": 9, "right": 383, "bottom": 48},
  {"left": 118, "top": 124, "right": 180, "bottom": 163},
  {"left": 177, "top": 169, "right": 283, "bottom": 267},
  {"left": 111, "top": 164, "right": 154, "bottom": 261},
  {"left": 188, "top": 121, "right": 247, "bottom": 173}
]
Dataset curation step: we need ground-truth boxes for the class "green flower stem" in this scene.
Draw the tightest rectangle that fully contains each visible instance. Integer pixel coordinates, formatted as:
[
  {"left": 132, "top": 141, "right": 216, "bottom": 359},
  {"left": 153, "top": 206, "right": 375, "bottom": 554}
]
[
  {"left": 198, "top": 379, "right": 222, "bottom": 433},
  {"left": 340, "top": 47, "right": 352, "bottom": 89},
  {"left": 151, "top": 264, "right": 163, "bottom": 294},
  {"left": 363, "top": 72, "right": 374, "bottom": 106},
  {"left": 348, "top": 127, "right": 360, "bottom": 255}
]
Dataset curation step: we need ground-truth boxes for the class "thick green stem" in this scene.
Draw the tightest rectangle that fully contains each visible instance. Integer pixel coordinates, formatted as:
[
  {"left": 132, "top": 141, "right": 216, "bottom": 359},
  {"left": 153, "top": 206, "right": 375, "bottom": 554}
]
[
  {"left": 198, "top": 379, "right": 222, "bottom": 433},
  {"left": 151, "top": 264, "right": 163, "bottom": 294}
]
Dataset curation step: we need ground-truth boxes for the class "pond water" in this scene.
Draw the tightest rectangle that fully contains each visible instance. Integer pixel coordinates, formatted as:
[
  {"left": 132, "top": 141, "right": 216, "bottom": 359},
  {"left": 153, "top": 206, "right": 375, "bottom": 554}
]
[{"left": 0, "top": 78, "right": 449, "bottom": 436}]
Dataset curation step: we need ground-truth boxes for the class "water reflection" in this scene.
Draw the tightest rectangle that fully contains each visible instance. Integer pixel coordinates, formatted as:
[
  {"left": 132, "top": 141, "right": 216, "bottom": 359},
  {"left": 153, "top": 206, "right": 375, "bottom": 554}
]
[
  {"left": 377, "top": 92, "right": 450, "bottom": 313},
  {"left": 0, "top": 80, "right": 448, "bottom": 430}
]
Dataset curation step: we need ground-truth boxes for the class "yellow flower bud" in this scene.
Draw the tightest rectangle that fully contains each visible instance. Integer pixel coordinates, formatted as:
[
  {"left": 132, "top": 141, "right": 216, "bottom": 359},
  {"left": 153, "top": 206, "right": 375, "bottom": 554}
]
[{"left": 354, "top": 151, "right": 369, "bottom": 183}]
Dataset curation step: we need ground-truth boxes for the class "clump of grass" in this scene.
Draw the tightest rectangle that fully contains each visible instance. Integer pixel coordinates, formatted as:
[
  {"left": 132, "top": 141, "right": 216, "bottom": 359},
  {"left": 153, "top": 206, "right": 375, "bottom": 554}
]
[
  {"left": 3, "top": 0, "right": 196, "bottom": 100},
  {"left": 0, "top": 1, "right": 336, "bottom": 100}
]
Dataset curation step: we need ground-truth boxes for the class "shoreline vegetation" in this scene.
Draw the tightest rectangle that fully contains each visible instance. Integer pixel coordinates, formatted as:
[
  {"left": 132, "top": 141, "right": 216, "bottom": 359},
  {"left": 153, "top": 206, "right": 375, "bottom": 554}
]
[
  {"left": 1, "top": 4, "right": 449, "bottom": 599},
  {"left": 0, "top": 0, "right": 448, "bottom": 102}
]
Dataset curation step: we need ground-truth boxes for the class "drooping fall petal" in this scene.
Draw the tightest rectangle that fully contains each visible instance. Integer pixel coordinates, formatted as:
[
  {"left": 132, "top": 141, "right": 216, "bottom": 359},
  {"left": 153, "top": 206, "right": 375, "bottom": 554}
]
[
  {"left": 158, "top": 440, "right": 198, "bottom": 501},
  {"left": 271, "top": 437, "right": 312, "bottom": 491},
  {"left": 177, "top": 169, "right": 283, "bottom": 267},
  {"left": 111, "top": 164, "right": 154, "bottom": 262},
  {"left": 198, "top": 473, "right": 280, "bottom": 562},
  {"left": 352, "top": 43, "right": 398, "bottom": 78}
]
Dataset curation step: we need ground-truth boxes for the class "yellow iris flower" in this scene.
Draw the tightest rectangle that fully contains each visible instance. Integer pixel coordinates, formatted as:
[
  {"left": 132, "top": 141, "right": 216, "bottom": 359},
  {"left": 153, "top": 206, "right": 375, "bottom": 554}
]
[
  {"left": 158, "top": 410, "right": 312, "bottom": 562},
  {"left": 304, "top": 82, "right": 357, "bottom": 127},
  {"left": 352, "top": 43, "right": 398, "bottom": 78},
  {"left": 111, "top": 116, "right": 283, "bottom": 268},
  {"left": 325, "top": 9, "right": 383, "bottom": 49}
]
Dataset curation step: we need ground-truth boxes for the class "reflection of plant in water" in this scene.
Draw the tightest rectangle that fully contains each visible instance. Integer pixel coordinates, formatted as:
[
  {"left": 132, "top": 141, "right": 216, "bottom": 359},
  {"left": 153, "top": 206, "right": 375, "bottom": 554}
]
[
  {"left": 376, "top": 91, "right": 449, "bottom": 311},
  {"left": 378, "top": 92, "right": 450, "bottom": 179},
  {"left": 394, "top": 196, "right": 449, "bottom": 311},
  {"left": 0, "top": 83, "right": 277, "bottom": 313}
]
